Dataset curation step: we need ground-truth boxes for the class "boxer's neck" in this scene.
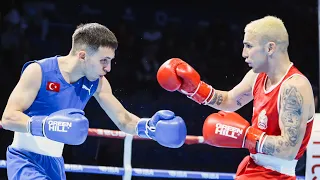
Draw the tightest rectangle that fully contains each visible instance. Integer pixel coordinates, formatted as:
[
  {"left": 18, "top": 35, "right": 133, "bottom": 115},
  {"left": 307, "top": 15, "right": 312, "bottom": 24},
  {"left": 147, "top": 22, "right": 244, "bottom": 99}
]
[
  {"left": 57, "top": 55, "right": 84, "bottom": 84},
  {"left": 265, "top": 52, "right": 291, "bottom": 86}
]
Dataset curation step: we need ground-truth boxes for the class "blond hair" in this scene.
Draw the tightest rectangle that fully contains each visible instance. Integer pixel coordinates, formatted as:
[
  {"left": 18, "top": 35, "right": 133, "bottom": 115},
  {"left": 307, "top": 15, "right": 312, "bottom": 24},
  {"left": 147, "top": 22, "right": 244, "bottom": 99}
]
[{"left": 245, "top": 16, "right": 289, "bottom": 51}]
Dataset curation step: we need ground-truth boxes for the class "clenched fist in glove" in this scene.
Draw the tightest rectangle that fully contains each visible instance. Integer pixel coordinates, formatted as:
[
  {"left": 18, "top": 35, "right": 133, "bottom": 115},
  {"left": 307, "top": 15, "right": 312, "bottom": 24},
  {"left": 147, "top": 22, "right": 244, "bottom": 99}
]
[
  {"left": 28, "top": 108, "right": 89, "bottom": 145},
  {"left": 136, "top": 110, "right": 187, "bottom": 148},
  {"left": 202, "top": 111, "right": 267, "bottom": 154},
  {"left": 157, "top": 58, "right": 214, "bottom": 104}
]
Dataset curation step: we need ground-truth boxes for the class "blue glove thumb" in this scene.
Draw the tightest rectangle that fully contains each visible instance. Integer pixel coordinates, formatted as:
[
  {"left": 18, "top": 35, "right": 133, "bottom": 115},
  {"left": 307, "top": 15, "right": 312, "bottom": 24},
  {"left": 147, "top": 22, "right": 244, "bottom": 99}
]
[
  {"left": 136, "top": 110, "right": 175, "bottom": 138},
  {"left": 148, "top": 110, "right": 175, "bottom": 128},
  {"left": 136, "top": 110, "right": 187, "bottom": 148}
]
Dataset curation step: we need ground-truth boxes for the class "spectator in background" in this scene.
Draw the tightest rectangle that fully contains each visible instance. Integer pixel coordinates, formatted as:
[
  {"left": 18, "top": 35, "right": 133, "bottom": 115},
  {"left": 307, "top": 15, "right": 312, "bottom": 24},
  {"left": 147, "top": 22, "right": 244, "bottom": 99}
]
[{"left": 1, "top": 7, "right": 29, "bottom": 80}]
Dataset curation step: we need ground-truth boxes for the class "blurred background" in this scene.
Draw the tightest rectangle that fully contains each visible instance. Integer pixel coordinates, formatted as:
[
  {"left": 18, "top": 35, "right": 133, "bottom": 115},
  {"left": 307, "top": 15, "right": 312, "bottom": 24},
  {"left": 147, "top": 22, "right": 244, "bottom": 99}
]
[{"left": 0, "top": 0, "right": 319, "bottom": 179}]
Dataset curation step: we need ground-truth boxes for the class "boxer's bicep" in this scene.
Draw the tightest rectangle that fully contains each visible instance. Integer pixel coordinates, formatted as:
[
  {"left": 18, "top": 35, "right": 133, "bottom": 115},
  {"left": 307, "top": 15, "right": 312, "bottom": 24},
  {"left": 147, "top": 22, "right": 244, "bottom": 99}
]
[
  {"left": 207, "top": 70, "right": 256, "bottom": 111},
  {"left": 1, "top": 63, "right": 41, "bottom": 132},
  {"left": 94, "top": 77, "right": 139, "bottom": 134},
  {"left": 94, "top": 77, "right": 124, "bottom": 121},
  {"left": 4, "top": 63, "right": 41, "bottom": 112}
]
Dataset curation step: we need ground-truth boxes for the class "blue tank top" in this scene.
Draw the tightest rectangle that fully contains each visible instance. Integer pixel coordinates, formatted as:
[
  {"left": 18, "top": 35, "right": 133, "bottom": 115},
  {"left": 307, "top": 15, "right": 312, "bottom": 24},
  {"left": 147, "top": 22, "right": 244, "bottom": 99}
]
[{"left": 22, "top": 56, "right": 99, "bottom": 117}]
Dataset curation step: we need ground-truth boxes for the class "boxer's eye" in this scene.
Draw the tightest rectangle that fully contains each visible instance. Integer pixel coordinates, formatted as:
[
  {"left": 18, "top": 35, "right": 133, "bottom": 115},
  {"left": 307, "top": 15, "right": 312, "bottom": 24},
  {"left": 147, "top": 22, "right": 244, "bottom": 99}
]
[
  {"left": 100, "top": 59, "right": 108, "bottom": 64},
  {"left": 243, "top": 42, "right": 252, "bottom": 49},
  {"left": 245, "top": 44, "right": 252, "bottom": 48}
]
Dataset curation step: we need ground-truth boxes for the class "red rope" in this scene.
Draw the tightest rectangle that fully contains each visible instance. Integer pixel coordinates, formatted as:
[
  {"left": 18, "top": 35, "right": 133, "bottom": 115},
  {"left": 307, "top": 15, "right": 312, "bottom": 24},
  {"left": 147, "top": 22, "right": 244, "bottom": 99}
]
[
  {"left": 88, "top": 128, "right": 205, "bottom": 145},
  {"left": 0, "top": 125, "right": 205, "bottom": 145}
]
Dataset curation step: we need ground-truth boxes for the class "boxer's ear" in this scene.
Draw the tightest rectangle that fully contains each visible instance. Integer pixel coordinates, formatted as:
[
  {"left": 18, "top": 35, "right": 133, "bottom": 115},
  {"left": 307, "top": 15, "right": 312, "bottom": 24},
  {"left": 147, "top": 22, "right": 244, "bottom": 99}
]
[
  {"left": 266, "top": 42, "right": 276, "bottom": 56},
  {"left": 78, "top": 51, "right": 86, "bottom": 62}
]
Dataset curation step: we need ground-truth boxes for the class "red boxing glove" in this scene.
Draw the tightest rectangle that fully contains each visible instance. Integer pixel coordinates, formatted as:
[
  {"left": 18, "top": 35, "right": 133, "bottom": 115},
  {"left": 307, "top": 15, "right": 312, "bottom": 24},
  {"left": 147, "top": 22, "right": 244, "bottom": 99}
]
[
  {"left": 202, "top": 111, "right": 267, "bottom": 154},
  {"left": 157, "top": 58, "right": 214, "bottom": 104}
]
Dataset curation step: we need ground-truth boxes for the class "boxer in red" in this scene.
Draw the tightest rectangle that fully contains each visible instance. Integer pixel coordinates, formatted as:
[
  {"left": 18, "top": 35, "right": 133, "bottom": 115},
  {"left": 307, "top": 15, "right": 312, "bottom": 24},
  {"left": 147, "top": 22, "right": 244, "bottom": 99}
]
[{"left": 157, "top": 15, "right": 315, "bottom": 179}]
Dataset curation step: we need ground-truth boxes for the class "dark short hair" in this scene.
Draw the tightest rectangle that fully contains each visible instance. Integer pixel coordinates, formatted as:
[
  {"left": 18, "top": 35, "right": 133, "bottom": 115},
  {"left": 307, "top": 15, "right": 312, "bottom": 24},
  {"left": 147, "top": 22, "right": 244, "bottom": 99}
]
[{"left": 72, "top": 23, "right": 118, "bottom": 54}]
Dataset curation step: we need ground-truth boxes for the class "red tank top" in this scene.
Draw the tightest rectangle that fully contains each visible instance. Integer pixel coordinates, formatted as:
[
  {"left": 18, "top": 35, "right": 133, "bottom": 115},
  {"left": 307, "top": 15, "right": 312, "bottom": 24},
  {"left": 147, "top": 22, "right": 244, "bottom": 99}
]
[{"left": 252, "top": 63, "right": 314, "bottom": 159}]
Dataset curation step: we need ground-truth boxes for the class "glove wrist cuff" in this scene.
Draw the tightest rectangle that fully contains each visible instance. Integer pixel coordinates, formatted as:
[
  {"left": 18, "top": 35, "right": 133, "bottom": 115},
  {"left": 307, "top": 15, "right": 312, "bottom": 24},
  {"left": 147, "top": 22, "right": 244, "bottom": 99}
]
[
  {"left": 136, "top": 118, "right": 152, "bottom": 139},
  {"left": 189, "top": 81, "right": 214, "bottom": 104},
  {"left": 244, "top": 127, "right": 266, "bottom": 154},
  {"left": 29, "top": 116, "right": 47, "bottom": 137},
  {"left": 203, "top": 86, "right": 215, "bottom": 105}
]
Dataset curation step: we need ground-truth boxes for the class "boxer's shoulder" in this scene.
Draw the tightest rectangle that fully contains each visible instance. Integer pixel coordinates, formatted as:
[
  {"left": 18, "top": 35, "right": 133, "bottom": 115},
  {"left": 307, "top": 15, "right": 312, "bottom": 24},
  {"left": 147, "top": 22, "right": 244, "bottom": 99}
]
[
  {"left": 280, "top": 74, "right": 313, "bottom": 98},
  {"left": 20, "top": 63, "right": 42, "bottom": 87},
  {"left": 246, "top": 69, "right": 259, "bottom": 83},
  {"left": 23, "top": 62, "right": 42, "bottom": 75}
]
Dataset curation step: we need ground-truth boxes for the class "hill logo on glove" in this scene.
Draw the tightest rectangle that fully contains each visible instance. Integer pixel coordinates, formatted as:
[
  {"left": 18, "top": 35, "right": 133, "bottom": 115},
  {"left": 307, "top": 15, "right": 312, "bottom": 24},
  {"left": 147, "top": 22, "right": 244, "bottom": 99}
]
[
  {"left": 215, "top": 123, "right": 243, "bottom": 139},
  {"left": 48, "top": 120, "right": 72, "bottom": 132}
]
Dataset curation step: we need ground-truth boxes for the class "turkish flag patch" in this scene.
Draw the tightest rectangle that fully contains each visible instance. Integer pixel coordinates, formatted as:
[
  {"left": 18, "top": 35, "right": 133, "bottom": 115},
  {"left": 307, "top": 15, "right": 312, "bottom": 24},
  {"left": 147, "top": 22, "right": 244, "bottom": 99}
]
[{"left": 46, "top": 82, "right": 60, "bottom": 92}]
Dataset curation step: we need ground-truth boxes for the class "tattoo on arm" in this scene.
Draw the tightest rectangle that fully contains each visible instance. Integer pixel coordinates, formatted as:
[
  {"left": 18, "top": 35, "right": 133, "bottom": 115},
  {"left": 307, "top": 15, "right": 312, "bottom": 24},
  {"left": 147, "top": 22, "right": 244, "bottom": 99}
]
[
  {"left": 210, "top": 93, "right": 218, "bottom": 105},
  {"left": 261, "top": 85, "right": 303, "bottom": 156},
  {"left": 262, "top": 136, "right": 276, "bottom": 154},
  {"left": 209, "top": 92, "right": 223, "bottom": 106},
  {"left": 236, "top": 92, "right": 251, "bottom": 106},
  {"left": 236, "top": 100, "right": 242, "bottom": 106},
  {"left": 216, "top": 94, "right": 223, "bottom": 105},
  {"left": 281, "top": 86, "right": 303, "bottom": 146},
  {"left": 262, "top": 136, "right": 289, "bottom": 155}
]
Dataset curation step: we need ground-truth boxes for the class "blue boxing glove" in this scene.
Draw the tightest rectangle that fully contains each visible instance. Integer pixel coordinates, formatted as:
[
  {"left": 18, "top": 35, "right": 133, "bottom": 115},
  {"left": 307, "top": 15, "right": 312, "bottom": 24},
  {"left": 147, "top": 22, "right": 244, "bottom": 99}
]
[
  {"left": 28, "top": 108, "right": 89, "bottom": 145},
  {"left": 136, "top": 110, "right": 187, "bottom": 148}
]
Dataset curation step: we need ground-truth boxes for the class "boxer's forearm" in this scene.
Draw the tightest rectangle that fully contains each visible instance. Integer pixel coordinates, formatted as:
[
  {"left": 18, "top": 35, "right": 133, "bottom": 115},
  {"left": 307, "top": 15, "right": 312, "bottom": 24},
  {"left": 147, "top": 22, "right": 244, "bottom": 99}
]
[
  {"left": 1, "top": 110, "right": 30, "bottom": 133},
  {"left": 95, "top": 90, "right": 140, "bottom": 135},
  {"left": 112, "top": 111, "right": 140, "bottom": 135},
  {"left": 261, "top": 135, "right": 301, "bottom": 160},
  {"left": 207, "top": 90, "right": 240, "bottom": 112},
  {"left": 121, "top": 112, "right": 140, "bottom": 135}
]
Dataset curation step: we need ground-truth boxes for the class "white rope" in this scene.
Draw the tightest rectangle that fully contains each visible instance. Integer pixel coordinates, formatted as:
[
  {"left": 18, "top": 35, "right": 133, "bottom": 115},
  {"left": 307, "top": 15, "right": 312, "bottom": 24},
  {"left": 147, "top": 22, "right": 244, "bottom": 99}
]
[{"left": 122, "top": 134, "right": 133, "bottom": 180}]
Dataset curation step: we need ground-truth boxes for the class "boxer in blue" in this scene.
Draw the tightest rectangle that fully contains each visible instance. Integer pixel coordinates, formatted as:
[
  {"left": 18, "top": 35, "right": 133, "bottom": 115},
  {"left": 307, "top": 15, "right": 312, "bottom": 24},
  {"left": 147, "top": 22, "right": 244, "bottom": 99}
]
[{"left": 1, "top": 23, "right": 187, "bottom": 180}]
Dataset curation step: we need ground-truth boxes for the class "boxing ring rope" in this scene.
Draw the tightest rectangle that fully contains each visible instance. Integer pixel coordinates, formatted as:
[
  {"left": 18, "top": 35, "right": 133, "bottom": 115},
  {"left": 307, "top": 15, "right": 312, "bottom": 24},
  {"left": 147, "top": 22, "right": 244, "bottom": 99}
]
[{"left": 0, "top": 127, "right": 306, "bottom": 179}]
